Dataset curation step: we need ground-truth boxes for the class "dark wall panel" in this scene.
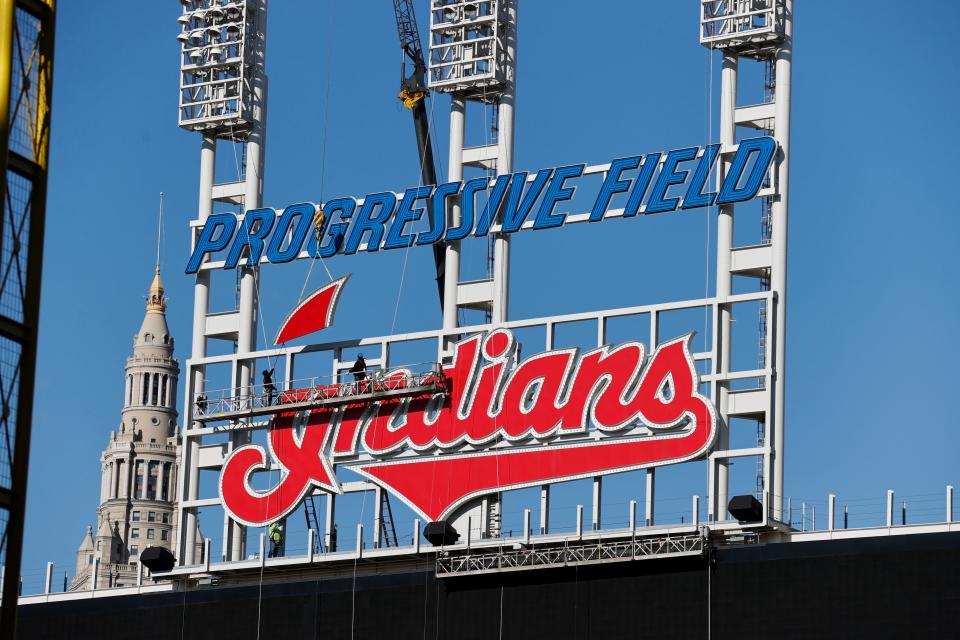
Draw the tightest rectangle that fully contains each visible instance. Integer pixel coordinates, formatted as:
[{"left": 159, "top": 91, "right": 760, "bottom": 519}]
[{"left": 17, "top": 533, "right": 960, "bottom": 640}]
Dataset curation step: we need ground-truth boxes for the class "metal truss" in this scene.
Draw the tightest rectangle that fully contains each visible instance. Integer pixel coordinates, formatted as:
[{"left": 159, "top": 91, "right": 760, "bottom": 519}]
[
  {"left": 436, "top": 533, "right": 706, "bottom": 577},
  {"left": 178, "top": 0, "right": 257, "bottom": 133},
  {"left": 178, "top": 0, "right": 792, "bottom": 569},
  {"left": 700, "top": 0, "right": 785, "bottom": 51},
  {"left": 428, "top": 0, "right": 504, "bottom": 95},
  {"left": 194, "top": 365, "right": 446, "bottom": 422},
  {"left": 179, "top": 289, "right": 776, "bottom": 566},
  {"left": 0, "top": 0, "right": 55, "bottom": 637}
]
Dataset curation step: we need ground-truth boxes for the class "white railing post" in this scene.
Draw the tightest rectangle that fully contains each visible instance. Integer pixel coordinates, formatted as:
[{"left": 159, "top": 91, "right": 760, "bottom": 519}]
[
  {"left": 204, "top": 538, "right": 211, "bottom": 571},
  {"left": 576, "top": 505, "right": 584, "bottom": 540},
  {"left": 91, "top": 558, "right": 99, "bottom": 591},
  {"left": 645, "top": 470, "right": 655, "bottom": 526},
  {"left": 539, "top": 485, "right": 550, "bottom": 535},
  {"left": 947, "top": 485, "right": 954, "bottom": 522},
  {"left": 629, "top": 500, "right": 637, "bottom": 532},
  {"left": 828, "top": 494, "right": 836, "bottom": 531},
  {"left": 592, "top": 476, "right": 602, "bottom": 531},
  {"left": 523, "top": 509, "right": 531, "bottom": 543},
  {"left": 259, "top": 533, "right": 265, "bottom": 566},
  {"left": 356, "top": 524, "right": 364, "bottom": 557},
  {"left": 801, "top": 502, "right": 806, "bottom": 532},
  {"left": 44, "top": 562, "right": 53, "bottom": 595},
  {"left": 137, "top": 560, "right": 144, "bottom": 587},
  {"left": 886, "top": 490, "right": 894, "bottom": 527},
  {"left": 307, "top": 529, "right": 315, "bottom": 563},
  {"left": 693, "top": 495, "right": 700, "bottom": 526},
  {"left": 414, "top": 519, "right": 421, "bottom": 554}
]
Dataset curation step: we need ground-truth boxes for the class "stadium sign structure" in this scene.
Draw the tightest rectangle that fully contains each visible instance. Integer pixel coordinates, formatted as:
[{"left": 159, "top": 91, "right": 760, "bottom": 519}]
[
  {"left": 219, "top": 328, "right": 717, "bottom": 527},
  {"left": 174, "top": 0, "right": 795, "bottom": 569},
  {"left": 186, "top": 136, "right": 776, "bottom": 273}
]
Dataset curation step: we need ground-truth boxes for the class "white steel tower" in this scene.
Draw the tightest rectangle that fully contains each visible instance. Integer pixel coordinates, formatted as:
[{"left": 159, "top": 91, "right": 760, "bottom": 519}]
[
  {"left": 428, "top": 0, "right": 517, "bottom": 538},
  {"left": 700, "top": 0, "right": 792, "bottom": 521},
  {"left": 176, "top": 0, "right": 268, "bottom": 564}
]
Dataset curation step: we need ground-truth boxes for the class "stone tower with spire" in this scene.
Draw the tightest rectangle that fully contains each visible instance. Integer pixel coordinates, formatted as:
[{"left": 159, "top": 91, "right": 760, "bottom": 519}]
[{"left": 72, "top": 268, "right": 182, "bottom": 589}]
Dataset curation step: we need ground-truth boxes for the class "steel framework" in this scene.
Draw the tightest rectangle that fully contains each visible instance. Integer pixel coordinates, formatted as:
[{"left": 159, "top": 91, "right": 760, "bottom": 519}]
[
  {"left": 435, "top": 532, "right": 706, "bottom": 577},
  {"left": 175, "top": 0, "right": 794, "bottom": 571},
  {"left": 700, "top": 0, "right": 792, "bottom": 521},
  {"left": 178, "top": 288, "right": 775, "bottom": 568},
  {"left": 0, "top": 0, "right": 55, "bottom": 637},
  {"left": 178, "top": 0, "right": 256, "bottom": 133},
  {"left": 176, "top": 0, "right": 268, "bottom": 565}
]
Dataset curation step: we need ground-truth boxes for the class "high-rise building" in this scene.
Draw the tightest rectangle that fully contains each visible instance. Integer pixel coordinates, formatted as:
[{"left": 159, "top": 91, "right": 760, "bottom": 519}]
[{"left": 71, "top": 268, "right": 184, "bottom": 589}]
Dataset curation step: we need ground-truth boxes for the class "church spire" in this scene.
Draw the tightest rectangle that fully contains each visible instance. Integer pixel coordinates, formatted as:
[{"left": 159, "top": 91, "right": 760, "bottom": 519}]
[
  {"left": 146, "top": 269, "right": 166, "bottom": 314},
  {"left": 147, "top": 193, "right": 166, "bottom": 314},
  {"left": 156, "top": 191, "right": 163, "bottom": 273}
]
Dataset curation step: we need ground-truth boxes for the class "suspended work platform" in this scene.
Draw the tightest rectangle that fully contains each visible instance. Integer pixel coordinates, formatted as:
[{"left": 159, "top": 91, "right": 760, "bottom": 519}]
[{"left": 193, "top": 365, "right": 447, "bottom": 423}]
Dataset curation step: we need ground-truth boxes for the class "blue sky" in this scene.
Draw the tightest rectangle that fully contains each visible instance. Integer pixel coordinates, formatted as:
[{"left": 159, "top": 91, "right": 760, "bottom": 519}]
[{"left": 18, "top": 0, "right": 959, "bottom": 587}]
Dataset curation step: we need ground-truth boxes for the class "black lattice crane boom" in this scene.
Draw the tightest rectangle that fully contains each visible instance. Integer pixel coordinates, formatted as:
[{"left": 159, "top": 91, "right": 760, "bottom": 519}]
[{"left": 393, "top": 0, "right": 444, "bottom": 306}]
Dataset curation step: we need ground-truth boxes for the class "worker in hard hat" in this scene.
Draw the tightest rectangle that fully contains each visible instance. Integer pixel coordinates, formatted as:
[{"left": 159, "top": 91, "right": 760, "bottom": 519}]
[{"left": 268, "top": 520, "right": 284, "bottom": 558}]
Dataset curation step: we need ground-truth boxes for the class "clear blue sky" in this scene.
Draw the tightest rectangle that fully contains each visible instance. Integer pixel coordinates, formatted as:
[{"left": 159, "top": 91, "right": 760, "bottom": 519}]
[{"left": 18, "top": 0, "right": 959, "bottom": 587}]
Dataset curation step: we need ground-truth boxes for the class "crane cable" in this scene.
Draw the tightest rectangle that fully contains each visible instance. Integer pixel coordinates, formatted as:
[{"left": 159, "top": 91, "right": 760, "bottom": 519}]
[
  {"left": 249, "top": 1, "right": 338, "bottom": 637},
  {"left": 389, "top": 91, "right": 438, "bottom": 336}
]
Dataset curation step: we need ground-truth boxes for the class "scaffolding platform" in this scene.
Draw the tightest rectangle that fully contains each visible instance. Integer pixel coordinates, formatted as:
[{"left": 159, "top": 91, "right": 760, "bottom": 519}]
[
  {"left": 435, "top": 531, "right": 707, "bottom": 577},
  {"left": 193, "top": 366, "right": 447, "bottom": 423}
]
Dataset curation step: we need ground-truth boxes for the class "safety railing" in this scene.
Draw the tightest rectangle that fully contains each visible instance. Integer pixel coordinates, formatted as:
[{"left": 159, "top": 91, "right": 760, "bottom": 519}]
[
  {"left": 193, "top": 363, "right": 446, "bottom": 422},
  {"left": 19, "top": 485, "right": 960, "bottom": 600}
]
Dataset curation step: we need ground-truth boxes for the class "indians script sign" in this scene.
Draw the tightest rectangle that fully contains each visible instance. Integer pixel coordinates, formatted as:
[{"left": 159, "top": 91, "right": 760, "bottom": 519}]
[{"left": 219, "top": 328, "right": 717, "bottom": 527}]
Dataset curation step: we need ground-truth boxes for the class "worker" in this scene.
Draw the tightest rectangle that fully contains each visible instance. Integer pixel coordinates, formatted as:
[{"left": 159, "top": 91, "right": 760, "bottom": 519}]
[
  {"left": 268, "top": 520, "right": 284, "bottom": 558},
  {"left": 349, "top": 354, "right": 367, "bottom": 392},
  {"left": 262, "top": 368, "right": 276, "bottom": 406},
  {"left": 195, "top": 392, "right": 207, "bottom": 416}
]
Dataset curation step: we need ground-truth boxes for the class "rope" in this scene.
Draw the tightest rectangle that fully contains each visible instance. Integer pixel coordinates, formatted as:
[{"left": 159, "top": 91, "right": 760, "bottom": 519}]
[
  {"left": 281, "top": 0, "right": 339, "bottom": 350},
  {"left": 388, "top": 84, "right": 439, "bottom": 335},
  {"left": 254, "top": 1, "right": 338, "bottom": 635},
  {"left": 257, "top": 0, "right": 340, "bottom": 362},
  {"left": 350, "top": 488, "right": 369, "bottom": 640}
]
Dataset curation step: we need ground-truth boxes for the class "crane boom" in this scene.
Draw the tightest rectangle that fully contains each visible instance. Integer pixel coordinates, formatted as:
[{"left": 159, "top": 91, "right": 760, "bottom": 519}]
[{"left": 392, "top": 0, "right": 444, "bottom": 307}]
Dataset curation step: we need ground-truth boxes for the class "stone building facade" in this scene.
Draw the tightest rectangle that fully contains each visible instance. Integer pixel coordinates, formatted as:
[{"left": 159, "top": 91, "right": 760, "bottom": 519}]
[{"left": 72, "top": 268, "right": 184, "bottom": 589}]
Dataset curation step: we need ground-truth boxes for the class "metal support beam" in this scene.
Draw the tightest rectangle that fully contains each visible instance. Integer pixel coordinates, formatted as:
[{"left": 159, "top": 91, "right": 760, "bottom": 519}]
[
  {"left": 713, "top": 53, "right": 737, "bottom": 524},
  {"left": 592, "top": 477, "right": 602, "bottom": 530},
  {"left": 645, "top": 469, "right": 655, "bottom": 527},
  {"left": 770, "top": 0, "right": 793, "bottom": 520},
  {"left": 0, "top": 2, "right": 56, "bottom": 637},
  {"left": 539, "top": 485, "right": 549, "bottom": 534}
]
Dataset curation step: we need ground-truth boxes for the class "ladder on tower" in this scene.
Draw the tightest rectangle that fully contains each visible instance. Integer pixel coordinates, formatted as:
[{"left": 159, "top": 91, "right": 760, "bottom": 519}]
[
  {"left": 304, "top": 495, "right": 326, "bottom": 554},
  {"left": 378, "top": 491, "right": 398, "bottom": 548}
]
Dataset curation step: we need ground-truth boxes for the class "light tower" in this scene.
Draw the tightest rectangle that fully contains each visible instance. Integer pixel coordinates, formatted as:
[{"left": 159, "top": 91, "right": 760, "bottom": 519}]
[
  {"left": 176, "top": 0, "right": 268, "bottom": 564},
  {"left": 700, "top": 0, "right": 792, "bottom": 521},
  {"left": 428, "top": 0, "right": 517, "bottom": 538}
]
